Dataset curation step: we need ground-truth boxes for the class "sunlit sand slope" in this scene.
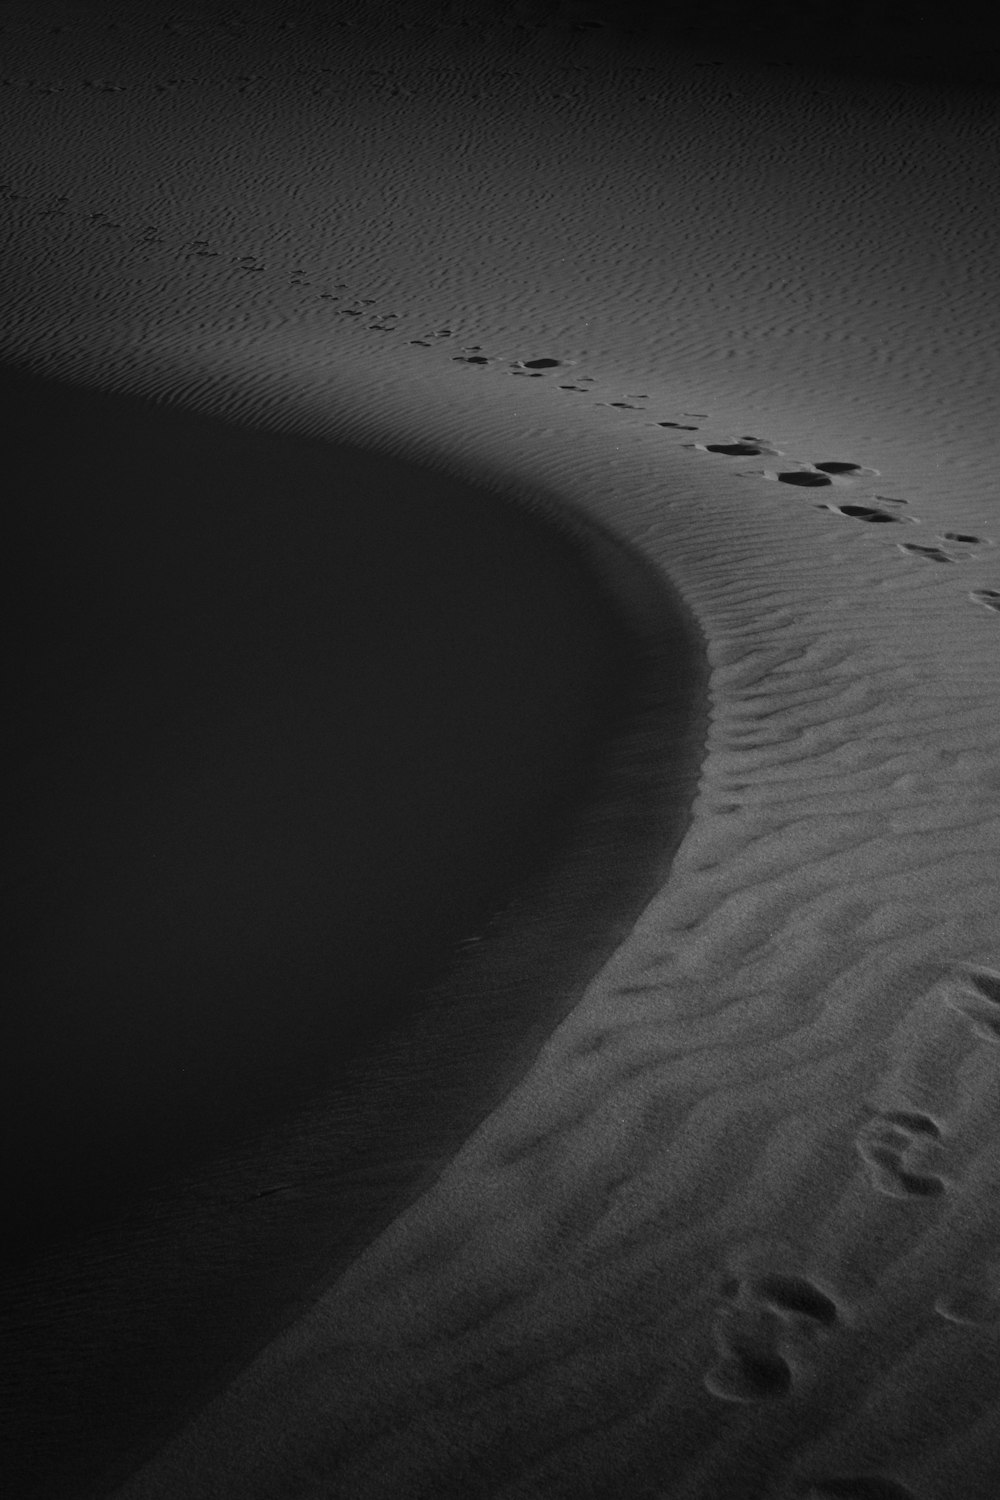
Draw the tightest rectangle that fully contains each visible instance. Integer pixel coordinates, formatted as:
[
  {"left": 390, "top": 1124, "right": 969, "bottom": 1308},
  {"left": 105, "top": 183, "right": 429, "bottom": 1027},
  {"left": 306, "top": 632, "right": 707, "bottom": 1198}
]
[{"left": 1, "top": 4, "right": 998, "bottom": 1496}]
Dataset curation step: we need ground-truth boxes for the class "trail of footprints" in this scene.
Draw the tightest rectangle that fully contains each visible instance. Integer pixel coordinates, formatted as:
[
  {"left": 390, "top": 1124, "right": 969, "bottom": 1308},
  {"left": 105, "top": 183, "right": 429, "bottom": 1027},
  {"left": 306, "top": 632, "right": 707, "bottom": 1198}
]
[
  {"left": 464, "top": 362, "right": 998, "bottom": 612},
  {"left": 700, "top": 965, "right": 1000, "bottom": 1498},
  {"left": 373, "top": 323, "right": 999, "bottom": 612},
  {"left": 677, "top": 430, "right": 997, "bottom": 600},
  {"left": 5, "top": 56, "right": 998, "bottom": 1496},
  {"left": 448, "top": 356, "right": 999, "bottom": 613},
  {"left": 705, "top": 1258, "right": 843, "bottom": 1405},
  {"left": 3, "top": 173, "right": 997, "bottom": 613}
]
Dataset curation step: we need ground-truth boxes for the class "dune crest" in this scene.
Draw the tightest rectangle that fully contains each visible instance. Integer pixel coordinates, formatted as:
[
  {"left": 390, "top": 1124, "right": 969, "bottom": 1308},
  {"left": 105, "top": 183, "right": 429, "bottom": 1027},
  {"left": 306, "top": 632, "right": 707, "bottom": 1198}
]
[{"left": 1, "top": 3, "right": 998, "bottom": 1496}]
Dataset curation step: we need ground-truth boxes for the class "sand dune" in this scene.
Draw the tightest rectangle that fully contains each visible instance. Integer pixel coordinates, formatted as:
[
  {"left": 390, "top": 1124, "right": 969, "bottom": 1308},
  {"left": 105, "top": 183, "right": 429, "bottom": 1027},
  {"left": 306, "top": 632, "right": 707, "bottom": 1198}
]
[{"left": 2, "top": 2, "right": 999, "bottom": 1497}]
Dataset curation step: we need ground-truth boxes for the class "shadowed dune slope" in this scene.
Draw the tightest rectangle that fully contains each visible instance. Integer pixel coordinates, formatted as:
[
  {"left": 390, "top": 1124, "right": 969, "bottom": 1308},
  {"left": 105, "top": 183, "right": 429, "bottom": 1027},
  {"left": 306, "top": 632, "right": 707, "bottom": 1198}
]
[
  {"left": 1, "top": 355, "right": 706, "bottom": 1496},
  {"left": 3, "top": 354, "right": 670, "bottom": 1258}
]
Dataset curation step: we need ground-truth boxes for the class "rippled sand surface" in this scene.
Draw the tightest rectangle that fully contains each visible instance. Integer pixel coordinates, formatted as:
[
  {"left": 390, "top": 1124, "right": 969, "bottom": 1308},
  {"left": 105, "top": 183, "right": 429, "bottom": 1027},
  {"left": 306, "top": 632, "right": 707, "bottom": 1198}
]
[{"left": 2, "top": 3, "right": 998, "bottom": 1497}]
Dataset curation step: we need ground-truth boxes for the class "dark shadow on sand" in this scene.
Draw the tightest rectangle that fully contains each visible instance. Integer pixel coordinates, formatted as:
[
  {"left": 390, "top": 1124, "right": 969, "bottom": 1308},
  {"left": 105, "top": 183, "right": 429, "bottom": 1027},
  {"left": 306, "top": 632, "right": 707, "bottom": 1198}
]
[{"left": 0, "top": 358, "right": 708, "bottom": 1498}]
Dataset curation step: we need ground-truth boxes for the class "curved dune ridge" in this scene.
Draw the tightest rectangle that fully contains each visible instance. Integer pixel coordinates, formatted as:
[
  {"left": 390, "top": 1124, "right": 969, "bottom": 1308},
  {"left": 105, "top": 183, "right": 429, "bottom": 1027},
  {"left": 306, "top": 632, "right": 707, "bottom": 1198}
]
[
  {"left": 2, "top": 2, "right": 999, "bottom": 1498},
  {"left": 0, "top": 354, "right": 706, "bottom": 1498}
]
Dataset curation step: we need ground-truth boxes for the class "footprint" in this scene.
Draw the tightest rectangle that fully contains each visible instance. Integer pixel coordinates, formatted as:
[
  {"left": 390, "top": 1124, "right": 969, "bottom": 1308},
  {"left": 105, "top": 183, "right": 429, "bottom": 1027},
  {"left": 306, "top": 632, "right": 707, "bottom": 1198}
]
[
  {"left": 796, "top": 1477, "right": 918, "bottom": 1499},
  {"left": 821, "top": 504, "right": 903, "bottom": 524},
  {"left": 970, "top": 589, "right": 1000, "bottom": 613},
  {"left": 753, "top": 1274, "right": 840, "bottom": 1328},
  {"left": 916, "top": 532, "right": 997, "bottom": 560},
  {"left": 854, "top": 1109, "right": 948, "bottom": 1199},
  {"left": 942, "top": 966, "right": 1000, "bottom": 1043},
  {"left": 705, "top": 1261, "right": 843, "bottom": 1403},
  {"left": 704, "top": 1340, "right": 793, "bottom": 1402},
  {"left": 897, "top": 542, "right": 955, "bottom": 564},
  {"left": 776, "top": 470, "right": 833, "bottom": 487},
  {"left": 706, "top": 441, "right": 773, "bottom": 456}
]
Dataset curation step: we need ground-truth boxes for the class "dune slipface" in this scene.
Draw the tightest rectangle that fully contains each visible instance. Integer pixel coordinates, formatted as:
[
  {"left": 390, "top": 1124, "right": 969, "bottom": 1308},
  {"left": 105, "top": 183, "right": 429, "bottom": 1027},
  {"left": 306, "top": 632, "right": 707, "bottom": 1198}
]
[
  {"left": 2, "top": 2, "right": 999, "bottom": 1499},
  {"left": 0, "top": 353, "right": 705, "bottom": 1491},
  {"left": 2, "top": 354, "right": 668, "bottom": 1250}
]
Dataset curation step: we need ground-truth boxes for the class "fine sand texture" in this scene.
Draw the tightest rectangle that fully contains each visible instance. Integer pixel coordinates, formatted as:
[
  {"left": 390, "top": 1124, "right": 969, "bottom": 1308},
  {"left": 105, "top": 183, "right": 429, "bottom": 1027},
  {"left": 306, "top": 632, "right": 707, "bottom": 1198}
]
[
  {"left": 1, "top": 358, "right": 705, "bottom": 1495},
  {"left": 3, "top": 3, "right": 999, "bottom": 1498}
]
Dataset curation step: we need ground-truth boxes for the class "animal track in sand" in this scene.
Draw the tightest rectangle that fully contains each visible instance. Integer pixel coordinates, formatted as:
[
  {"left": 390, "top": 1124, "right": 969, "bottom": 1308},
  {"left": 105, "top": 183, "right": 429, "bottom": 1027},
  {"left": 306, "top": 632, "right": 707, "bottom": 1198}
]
[
  {"left": 705, "top": 1255, "right": 845, "bottom": 1403},
  {"left": 854, "top": 1108, "right": 948, "bottom": 1200}
]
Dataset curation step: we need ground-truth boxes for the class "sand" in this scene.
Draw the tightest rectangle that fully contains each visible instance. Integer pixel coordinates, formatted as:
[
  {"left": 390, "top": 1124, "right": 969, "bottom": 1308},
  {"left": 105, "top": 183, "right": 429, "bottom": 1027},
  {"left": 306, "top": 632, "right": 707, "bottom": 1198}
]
[
  {"left": 1, "top": 352, "right": 705, "bottom": 1495},
  {"left": 2, "top": 2, "right": 998, "bottom": 1497}
]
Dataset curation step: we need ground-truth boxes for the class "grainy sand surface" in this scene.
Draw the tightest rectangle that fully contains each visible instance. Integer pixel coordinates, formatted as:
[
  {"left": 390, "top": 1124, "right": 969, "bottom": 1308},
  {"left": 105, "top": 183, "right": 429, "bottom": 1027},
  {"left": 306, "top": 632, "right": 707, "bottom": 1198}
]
[{"left": 2, "top": 2, "right": 999, "bottom": 1497}]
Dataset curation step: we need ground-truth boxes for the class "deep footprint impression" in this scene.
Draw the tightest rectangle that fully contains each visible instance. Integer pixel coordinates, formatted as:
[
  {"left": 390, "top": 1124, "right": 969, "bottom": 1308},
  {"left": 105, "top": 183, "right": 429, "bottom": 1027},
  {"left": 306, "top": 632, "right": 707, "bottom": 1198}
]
[
  {"left": 822, "top": 504, "right": 902, "bottom": 523},
  {"left": 898, "top": 542, "right": 955, "bottom": 563},
  {"left": 705, "top": 1266, "right": 843, "bottom": 1402},
  {"left": 854, "top": 1109, "right": 948, "bottom": 1199}
]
